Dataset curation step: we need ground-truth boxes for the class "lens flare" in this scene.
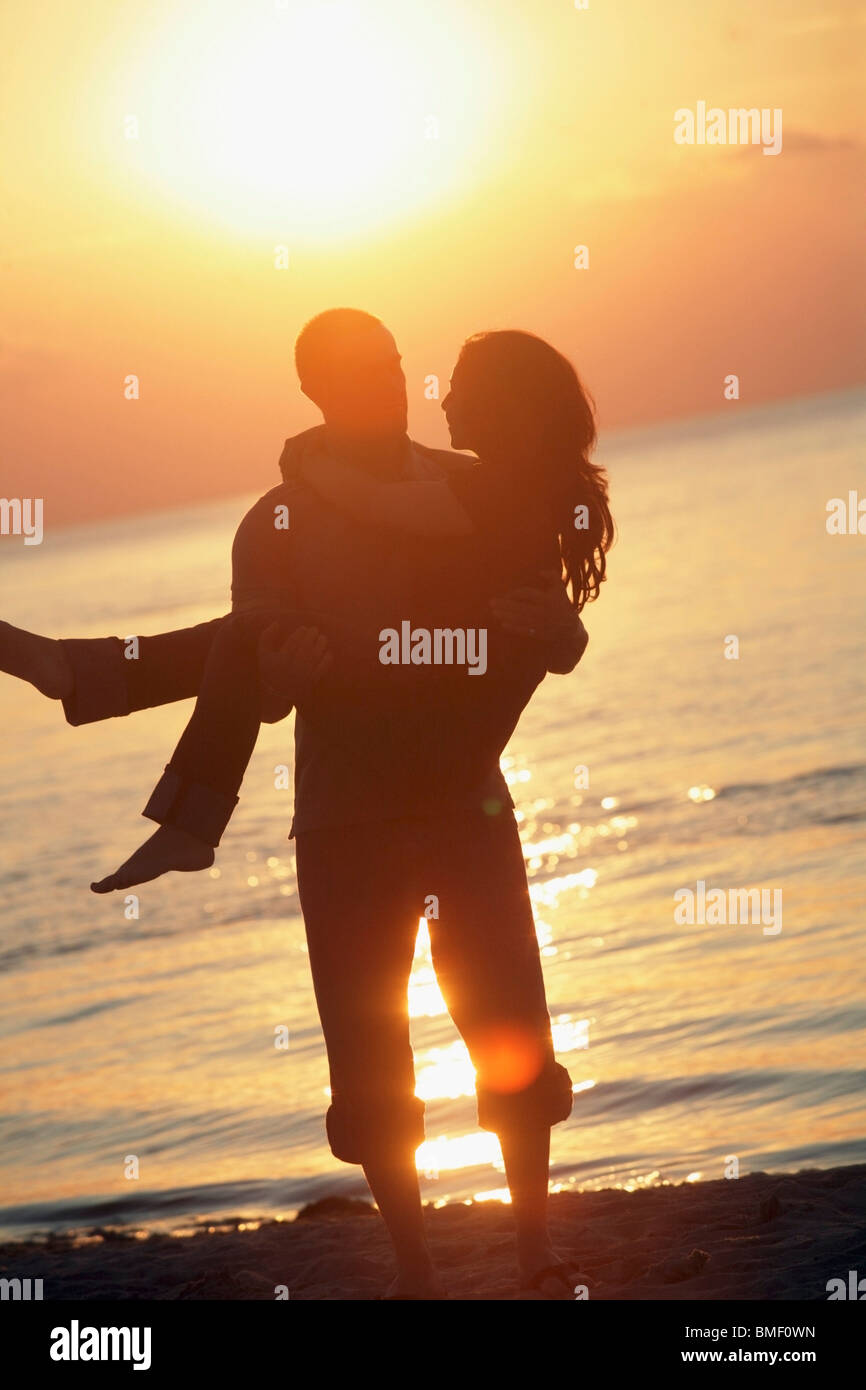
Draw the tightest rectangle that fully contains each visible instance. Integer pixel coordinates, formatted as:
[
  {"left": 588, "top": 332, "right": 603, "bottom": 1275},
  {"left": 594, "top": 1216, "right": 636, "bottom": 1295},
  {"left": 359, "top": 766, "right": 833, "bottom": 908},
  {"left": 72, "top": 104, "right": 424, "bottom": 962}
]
[{"left": 473, "top": 1024, "right": 544, "bottom": 1094}]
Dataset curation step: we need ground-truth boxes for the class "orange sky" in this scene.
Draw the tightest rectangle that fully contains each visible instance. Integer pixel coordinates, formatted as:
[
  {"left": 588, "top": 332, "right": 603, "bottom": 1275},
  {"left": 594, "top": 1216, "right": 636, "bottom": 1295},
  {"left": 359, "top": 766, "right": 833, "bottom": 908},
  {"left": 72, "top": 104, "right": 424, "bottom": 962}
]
[{"left": 2, "top": 0, "right": 864, "bottom": 524}]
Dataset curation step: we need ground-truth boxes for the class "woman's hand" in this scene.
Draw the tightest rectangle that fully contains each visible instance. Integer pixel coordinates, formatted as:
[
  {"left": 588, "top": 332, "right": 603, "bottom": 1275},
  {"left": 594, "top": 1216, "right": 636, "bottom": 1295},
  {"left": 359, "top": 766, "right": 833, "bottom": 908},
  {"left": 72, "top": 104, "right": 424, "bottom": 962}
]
[
  {"left": 258, "top": 622, "right": 334, "bottom": 715},
  {"left": 490, "top": 570, "right": 588, "bottom": 674}
]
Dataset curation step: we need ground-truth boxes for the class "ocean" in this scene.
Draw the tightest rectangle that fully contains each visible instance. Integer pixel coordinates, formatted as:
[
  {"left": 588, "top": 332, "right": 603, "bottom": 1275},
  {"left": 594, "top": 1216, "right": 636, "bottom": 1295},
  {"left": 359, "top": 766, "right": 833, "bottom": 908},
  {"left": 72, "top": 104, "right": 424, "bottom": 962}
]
[{"left": 1, "top": 388, "right": 864, "bottom": 1243}]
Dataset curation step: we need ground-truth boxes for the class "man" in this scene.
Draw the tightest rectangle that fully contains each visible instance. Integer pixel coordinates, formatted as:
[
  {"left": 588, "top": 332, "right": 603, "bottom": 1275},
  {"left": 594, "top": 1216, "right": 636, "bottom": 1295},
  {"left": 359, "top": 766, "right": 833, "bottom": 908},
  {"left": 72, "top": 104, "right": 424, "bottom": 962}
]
[{"left": 0, "top": 308, "right": 589, "bottom": 1299}]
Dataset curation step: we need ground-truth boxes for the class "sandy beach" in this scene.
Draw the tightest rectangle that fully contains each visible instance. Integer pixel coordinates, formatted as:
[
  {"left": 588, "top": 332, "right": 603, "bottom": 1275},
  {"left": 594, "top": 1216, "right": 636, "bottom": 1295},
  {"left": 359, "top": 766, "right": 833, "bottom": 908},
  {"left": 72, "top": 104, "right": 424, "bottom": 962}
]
[{"left": 3, "top": 1164, "right": 864, "bottom": 1301}]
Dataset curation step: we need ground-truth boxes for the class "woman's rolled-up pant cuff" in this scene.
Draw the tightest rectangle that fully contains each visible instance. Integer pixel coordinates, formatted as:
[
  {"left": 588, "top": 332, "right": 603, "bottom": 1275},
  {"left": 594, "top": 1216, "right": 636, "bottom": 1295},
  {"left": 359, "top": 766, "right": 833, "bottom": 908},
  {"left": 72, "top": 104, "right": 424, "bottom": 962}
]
[
  {"left": 325, "top": 1094, "right": 427, "bottom": 1165},
  {"left": 142, "top": 765, "right": 238, "bottom": 848},
  {"left": 476, "top": 1059, "right": 574, "bottom": 1133}
]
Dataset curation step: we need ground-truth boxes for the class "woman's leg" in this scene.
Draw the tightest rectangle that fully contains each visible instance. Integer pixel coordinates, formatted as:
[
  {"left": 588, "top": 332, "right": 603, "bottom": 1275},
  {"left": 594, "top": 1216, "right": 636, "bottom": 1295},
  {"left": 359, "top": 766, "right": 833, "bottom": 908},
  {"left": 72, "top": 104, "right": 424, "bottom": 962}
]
[
  {"left": 90, "top": 611, "right": 291, "bottom": 892},
  {"left": 295, "top": 820, "right": 448, "bottom": 1297},
  {"left": 0, "top": 616, "right": 226, "bottom": 723},
  {"left": 0, "top": 620, "right": 74, "bottom": 700},
  {"left": 423, "top": 803, "right": 577, "bottom": 1295},
  {"left": 149, "top": 613, "right": 274, "bottom": 829}
]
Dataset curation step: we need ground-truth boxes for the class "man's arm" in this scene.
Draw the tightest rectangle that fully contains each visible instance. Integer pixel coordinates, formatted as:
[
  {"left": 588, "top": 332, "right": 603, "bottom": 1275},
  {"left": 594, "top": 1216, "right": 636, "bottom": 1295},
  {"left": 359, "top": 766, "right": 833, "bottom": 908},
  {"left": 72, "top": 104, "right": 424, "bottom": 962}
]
[
  {"left": 491, "top": 572, "right": 589, "bottom": 675},
  {"left": 57, "top": 486, "right": 300, "bottom": 728},
  {"left": 229, "top": 484, "right": 306, "bottom": 721},
  {"left": 230, "top": 483, "right": 300, "bottom": 615},
  {"left": 411, "top": 446, "right": 589, "bottom": 674},
  {"left": 230, "top": 482, "right": 356, "bottom": 722}
]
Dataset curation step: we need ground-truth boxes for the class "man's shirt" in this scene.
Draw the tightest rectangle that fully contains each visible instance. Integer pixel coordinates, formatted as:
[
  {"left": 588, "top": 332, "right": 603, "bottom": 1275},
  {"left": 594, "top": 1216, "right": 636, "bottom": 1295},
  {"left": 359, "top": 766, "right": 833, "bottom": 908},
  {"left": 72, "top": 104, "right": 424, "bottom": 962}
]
[{"left": 231, "top": 439, "right": 520, "bottom": 837}]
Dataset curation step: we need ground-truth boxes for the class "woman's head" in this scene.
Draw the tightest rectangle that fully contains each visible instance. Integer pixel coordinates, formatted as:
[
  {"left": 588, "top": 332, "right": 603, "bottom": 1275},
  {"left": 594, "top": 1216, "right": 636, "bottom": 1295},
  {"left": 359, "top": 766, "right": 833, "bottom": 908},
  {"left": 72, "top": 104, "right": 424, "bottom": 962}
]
[{"left": 442, "top": 330, "right": 614, "bottom": 610}]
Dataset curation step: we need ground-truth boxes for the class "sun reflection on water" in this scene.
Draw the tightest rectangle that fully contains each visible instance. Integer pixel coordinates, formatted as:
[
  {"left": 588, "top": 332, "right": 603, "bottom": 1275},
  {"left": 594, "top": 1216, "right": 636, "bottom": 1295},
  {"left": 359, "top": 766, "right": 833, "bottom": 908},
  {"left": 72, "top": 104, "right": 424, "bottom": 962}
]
[{"left": 416, "top": 1129, "right": 502, "bottom": 1175}]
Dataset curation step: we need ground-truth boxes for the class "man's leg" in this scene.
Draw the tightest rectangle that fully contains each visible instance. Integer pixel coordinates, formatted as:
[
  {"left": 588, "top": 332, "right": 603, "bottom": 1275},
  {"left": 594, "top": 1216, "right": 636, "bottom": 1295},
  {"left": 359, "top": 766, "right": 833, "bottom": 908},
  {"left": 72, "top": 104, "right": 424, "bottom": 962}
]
[
  {"left": 295, "top": 819, "right": 448, "bottom": 1298},
  {"left": 424, "top": 803, "right": 578, "bottom": 1297}
]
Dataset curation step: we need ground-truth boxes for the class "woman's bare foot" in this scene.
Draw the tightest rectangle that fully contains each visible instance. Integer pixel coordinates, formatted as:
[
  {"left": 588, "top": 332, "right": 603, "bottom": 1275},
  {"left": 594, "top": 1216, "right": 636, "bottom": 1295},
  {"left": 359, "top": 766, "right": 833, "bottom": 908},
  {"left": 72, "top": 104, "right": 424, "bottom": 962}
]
[
  {"left": 0, "top": 621, "right": 73, "bottom": 700},
  {"left": 90, "top": 824, "right": 214, "bottom": 893}
]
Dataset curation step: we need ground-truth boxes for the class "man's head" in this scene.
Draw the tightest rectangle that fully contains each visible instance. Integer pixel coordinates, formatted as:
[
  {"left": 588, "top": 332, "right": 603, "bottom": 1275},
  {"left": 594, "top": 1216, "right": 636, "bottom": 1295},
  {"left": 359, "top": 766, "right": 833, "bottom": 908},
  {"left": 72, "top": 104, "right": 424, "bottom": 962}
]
[{"left": 294, "top": 308, "right": 408, "bottom": 442}]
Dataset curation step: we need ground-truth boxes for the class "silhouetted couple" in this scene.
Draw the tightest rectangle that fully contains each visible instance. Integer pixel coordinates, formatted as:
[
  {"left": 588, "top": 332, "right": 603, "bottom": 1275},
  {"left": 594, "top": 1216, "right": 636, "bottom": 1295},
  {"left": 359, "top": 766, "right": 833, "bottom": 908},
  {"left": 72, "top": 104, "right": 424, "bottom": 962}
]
[{"left": 0, "top": 309, "right": 614, "bottom": 1299}]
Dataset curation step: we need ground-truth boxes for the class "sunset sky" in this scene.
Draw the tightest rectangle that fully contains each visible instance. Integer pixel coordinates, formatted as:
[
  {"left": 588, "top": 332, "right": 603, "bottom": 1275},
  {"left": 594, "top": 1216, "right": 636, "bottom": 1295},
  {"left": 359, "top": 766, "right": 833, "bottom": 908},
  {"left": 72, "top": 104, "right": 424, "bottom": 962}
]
[{"left": 3, "top": 0, "right": 864, "bottom": 524}]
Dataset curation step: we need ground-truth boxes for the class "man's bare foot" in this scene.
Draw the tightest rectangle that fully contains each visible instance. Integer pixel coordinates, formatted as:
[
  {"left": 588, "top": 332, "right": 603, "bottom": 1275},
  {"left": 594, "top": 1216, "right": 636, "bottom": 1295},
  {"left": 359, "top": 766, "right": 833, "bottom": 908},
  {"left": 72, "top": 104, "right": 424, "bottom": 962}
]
[
  {"left": 380, "top": 1269, "right": 450, "bottom": 1300},
  {"left": 90, "top": 824, "right": 214, "bottom": 893},
  {"left": 517, "top": 1256, "right": 592, "bottom": 1295},
  {"left": 0, "top": 621, "right": 73, "bottom": 700},
  {"left": 518, "top": 1243, "right": 592, "bottom": 1300}
]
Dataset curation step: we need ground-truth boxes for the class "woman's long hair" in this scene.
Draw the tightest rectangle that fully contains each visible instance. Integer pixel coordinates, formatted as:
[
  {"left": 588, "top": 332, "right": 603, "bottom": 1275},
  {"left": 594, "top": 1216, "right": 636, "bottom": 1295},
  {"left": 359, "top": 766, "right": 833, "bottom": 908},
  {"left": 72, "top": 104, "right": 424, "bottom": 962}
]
[{"left": 456, "top": 331, "right": 614, "bottom": 611}]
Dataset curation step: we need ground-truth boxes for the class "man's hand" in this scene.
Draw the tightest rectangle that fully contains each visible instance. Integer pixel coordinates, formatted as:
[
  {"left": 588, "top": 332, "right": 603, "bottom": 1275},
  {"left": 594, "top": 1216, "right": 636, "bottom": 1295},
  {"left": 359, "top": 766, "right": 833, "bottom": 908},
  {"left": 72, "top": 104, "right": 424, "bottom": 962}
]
[
  {"left": 490, "top": 570, "right": 588, "bottom": 675},
  {"left": 258, "top": 621, "right": 333, "bottom": 716}
]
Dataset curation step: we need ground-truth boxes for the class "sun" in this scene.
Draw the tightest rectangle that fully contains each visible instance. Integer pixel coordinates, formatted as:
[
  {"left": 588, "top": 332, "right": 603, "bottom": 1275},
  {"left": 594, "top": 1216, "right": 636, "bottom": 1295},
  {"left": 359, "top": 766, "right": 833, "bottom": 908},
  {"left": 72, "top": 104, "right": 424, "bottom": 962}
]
[{"left": 105, "top": 0, "right": 507, "bottom": 244}]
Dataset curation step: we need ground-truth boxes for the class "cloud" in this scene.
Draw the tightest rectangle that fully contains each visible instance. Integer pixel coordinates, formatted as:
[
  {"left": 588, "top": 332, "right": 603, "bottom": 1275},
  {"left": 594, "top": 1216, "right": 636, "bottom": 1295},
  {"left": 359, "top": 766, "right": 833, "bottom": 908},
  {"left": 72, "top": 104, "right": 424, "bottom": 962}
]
[
  {"left": 779, "top": 130, "right": 862, "bottom": 153},
  {"left": 783, "top": 13, "right": 866, "bottom": 36},
  {"left": 726, "top": 128, "right": 863, "bottom": 158}
]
